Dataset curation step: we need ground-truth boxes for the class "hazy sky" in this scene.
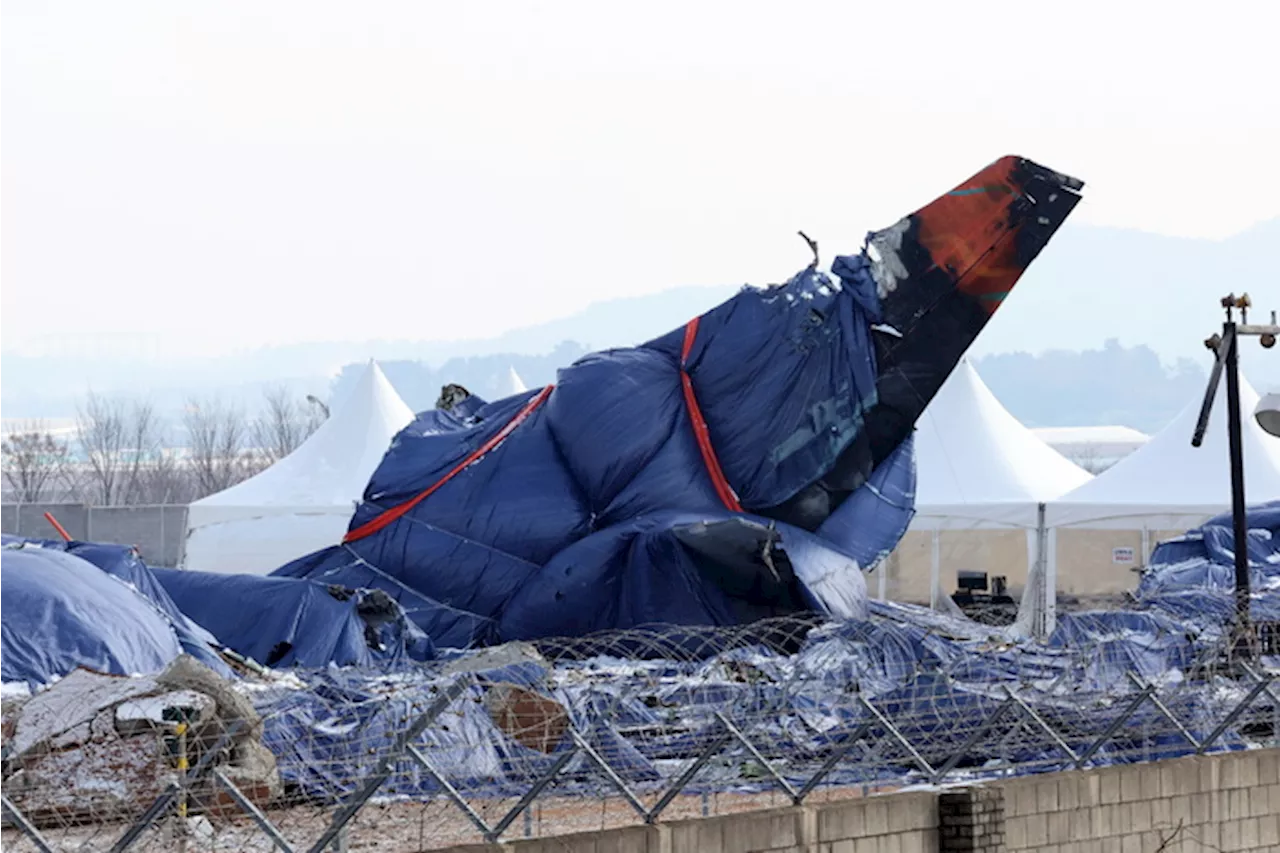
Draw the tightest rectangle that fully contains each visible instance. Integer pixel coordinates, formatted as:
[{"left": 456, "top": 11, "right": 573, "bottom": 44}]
[{"left": 4, "top": 1, "right": 1278, "bottom": 360}]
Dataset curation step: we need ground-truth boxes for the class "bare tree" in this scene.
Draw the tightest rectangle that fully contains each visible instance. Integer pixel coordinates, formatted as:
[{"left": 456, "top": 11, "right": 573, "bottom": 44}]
[
  {"left": 251, "top": 386, "right": 325, "bottom": 464},
  {"left": 120, "top": 402, "right": 164, "bottom": 504},
  {"left": 1, "top": 422, "right": 71, "bottom": 502},
  {"left": 131, "top": 447, "right": 200, "bottom": 505},
  {"left": 184, "top": 397, "right": 259, "bottom": 497},
  {"left": 75, "top": 393, "right": 162, "bottom": 505},
  {"left": 76, "top": 393, "right": 125, "bottom": 505}
]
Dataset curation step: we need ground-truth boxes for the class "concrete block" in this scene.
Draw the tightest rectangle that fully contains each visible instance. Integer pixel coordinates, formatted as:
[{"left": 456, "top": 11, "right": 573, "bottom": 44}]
[
  {"left": 1137, "top": 766, "right": 1160, "bottom": 802},
  {"left": 1272, "top": 783, "right": 1280, "bottom": 814},
  {"left": 668, "top": 815, "right": 722, "bottom": 852},
  {"left": 1119, "top": 833, "right": 1141, "bottom": 853},
  {"left": 1220, "top": 817, "right": 1240, "bottom": 850},
  {"left": 1119, "top": 767, "right": 1144, "bottom": 803},
  {"left": 1157, "top": 763, "right": 1178, "bottom": 799},
  {"left": 1009, "top": 781, "right": 1037, "bottom": 817},
  {"left": 1189, "top": 792, "right": 1212, "bottom": 825},
  {"left": 1026, "top": 814, "right": 1049, "bottom": 848},
  {"left": 1129, "top": 800, "right": 1152, "bottom": 833},
  {"left": 817, "top": 801, "right": 865, "bottom": 841},
  {"left": 1227, "top": 788, "right": 1249, "bottom": 821},
  {"left": 1100, "top": 772, "right": 1122, "bottom": 805},
  {"left": 1256, "top": 750, "right": 1279, "bottom": 787},
  {"left": 1259, "top": 813, "right": 1280, "bottom": 846},
  {"left": 1099, "top": 838, "right": 1122, "bottom": 853},
  {"left": 1246, "top": 785, "right": 1267, "bottom": 818},
  {"left": 1079, "top": 774, "right": 1102, "bottom": 808},
  {"left": 721, "top": 808, "right": 798, "bottom": 852},
  {"left": 875, "top": 835, "right": 901, "bottom": 853},
  {"left": 864, "top": 801, "right": 889, "bottom": 836},
  {"left": 1065, "top": 809, "right": 1093, "bottom": 841},
  {"left": 1238, "top": 753, "right": 1260, "bottom": 788},
  {"left": 1006, "top": 815, "right": 1027, "bottom": 849},
  {"left": 1197, "top": 756, "right": 1219, "bottom": 793},
  {"left": 1058, "top": 777, "right": 1080, "bottom": 812},
  {"left": 1148, "top": 796, "right": 1172, "bottom": 833},
  {"left": 827, "top": 841, "right": 857, "bottom": 853},
  {"left": 1047, "top": 810, "right": 1071, "bottom": 843},
  {"left": 1092, "top": 804, "right": 1112, "bottom": 838},
  {"left": 1241, "top": 816, "right": 1262, "bottom": 849},
  {"left": 1167, "top": 795, "right": 1191, "bottom": 827},
  {"left": 887, "top": 794, "right": 935, "bottom": 833},
  {"left": 581, "top": 826, "right": 652, "bottom": 853},
  {"left": 897, "top": 830, "right": 932, "bottom": 853},
  {"left": 1037, "top": 779, "right": 1060, "bottom": 813},
  {"left": 1166, "top": 762, "right": 1198, "bottom": 797},
  {"left": 851, "top": 838, "right": 876, "bottom": 853}
]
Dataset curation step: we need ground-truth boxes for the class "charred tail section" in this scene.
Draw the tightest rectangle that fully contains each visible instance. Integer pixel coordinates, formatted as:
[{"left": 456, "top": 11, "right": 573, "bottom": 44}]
[
  {"left": 862, "top": 156, "right": 1082, "bottom": 465},
  {"left": 760, "top": 156, "right": 1082, "bottom": 532}
]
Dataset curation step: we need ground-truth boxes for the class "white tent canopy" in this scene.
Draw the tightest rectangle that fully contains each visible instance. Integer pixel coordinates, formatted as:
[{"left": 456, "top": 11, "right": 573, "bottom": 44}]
[
  {"left": 911, "top": 360, "right": 1094, "bottom": 530},
  {"left": 182, "top": 361, "right": 415, "bottom": 574},
  {"left": 1046, "top": 372, "right": 1280, "bottom": 530},
  {"left": 504, "top": 366, "right": 528, "bottom": 396}
]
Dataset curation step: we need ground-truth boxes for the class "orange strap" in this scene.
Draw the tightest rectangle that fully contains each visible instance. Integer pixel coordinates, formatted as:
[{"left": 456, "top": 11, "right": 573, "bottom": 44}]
[
  {"left": 680, "top": 318, "right": 743, "bottom": 512},
  {"left": 343, "top": 385, "right": 555, "bottom": 543}
]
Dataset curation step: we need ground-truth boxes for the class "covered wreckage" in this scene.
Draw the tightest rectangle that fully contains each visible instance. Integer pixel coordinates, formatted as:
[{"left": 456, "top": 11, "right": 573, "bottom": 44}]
[
  {"left": 276, "top": 155, "right": 1085, "bottom": 647},
  {"left": 0, "top": 537, "right": 434, "bottom": 690}
]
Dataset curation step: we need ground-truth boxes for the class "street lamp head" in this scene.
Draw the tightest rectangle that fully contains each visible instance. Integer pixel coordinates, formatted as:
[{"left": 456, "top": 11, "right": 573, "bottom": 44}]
[{"left": 1257, "top": 391, "right": 1280, "bottom": 438}]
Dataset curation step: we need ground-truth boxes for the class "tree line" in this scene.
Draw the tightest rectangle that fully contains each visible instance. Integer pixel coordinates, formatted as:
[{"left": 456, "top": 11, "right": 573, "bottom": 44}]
[{"left": 1, "top": 387, "right": 326, "bottom": 506}]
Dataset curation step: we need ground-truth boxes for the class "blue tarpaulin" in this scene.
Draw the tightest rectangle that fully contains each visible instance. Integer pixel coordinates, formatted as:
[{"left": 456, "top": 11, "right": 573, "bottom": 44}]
[
  {"left": 1, "top": 540, "right": 189, "bottom": 688},
  {"left": 275, "top": 263, "right": 918, "bottom": 649},
  {"left": 1137, "top": 501, "right": 1280, "bottom": 636},
  {"left": 151, "top": 569, "right": 436, "bottom": 669}
]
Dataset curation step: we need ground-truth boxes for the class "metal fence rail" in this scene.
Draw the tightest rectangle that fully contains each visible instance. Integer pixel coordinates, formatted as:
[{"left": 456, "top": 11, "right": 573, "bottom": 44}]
[{"left": 3, "top": 613, "right": 1278, "bottom": 852}]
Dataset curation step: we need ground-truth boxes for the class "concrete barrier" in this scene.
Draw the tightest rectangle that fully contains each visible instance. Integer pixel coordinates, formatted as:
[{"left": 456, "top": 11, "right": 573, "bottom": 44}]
[{"left": 436, "top": 748, "right": 1279, "bottom": 852}]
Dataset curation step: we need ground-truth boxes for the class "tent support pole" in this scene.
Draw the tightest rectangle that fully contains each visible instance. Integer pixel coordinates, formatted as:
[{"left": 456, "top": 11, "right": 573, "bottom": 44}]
[
  {"left": 1035, "top": 503, "right": 1054, "bottom": 641},
  {"left": 929, "top": 530, "right": 940, "bottom": 610}
]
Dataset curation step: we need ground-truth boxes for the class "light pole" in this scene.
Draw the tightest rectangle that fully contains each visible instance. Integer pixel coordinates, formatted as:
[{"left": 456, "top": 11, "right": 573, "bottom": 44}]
[{"left": 1191, "top": 294, "right": 1278, "bottom": 661}]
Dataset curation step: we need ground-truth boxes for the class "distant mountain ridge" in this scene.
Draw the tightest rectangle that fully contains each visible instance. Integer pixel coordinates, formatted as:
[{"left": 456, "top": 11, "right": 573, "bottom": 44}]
[{"left": 3, "top": 220, "right": 1277, "bottom": 427}]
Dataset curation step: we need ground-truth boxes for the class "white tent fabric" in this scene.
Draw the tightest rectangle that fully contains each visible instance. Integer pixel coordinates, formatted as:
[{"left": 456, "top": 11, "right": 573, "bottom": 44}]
[
  {"left": 1046, "top": 372, "right": 1280, "bottom": 530},
  {"left": 504, "top": 366, "right": 528, "bottom": 396},
  {"left": 880, "top": 360, "right": 1091, "bottom": 620},
  {"left": 182, "top": 361, "right": 414, "bottom": 575},
  {"left": 911, "top": 360, "right": 1094, "bottom": 530}
]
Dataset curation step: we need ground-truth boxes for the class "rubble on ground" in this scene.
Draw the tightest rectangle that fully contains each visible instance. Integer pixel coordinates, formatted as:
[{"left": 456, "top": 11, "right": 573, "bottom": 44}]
[{"left": 1, "top": 656, "right": 281, "bottom": 828}]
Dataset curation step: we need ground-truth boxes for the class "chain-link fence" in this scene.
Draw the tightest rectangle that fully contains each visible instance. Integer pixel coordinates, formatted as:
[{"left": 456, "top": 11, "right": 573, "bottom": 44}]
[{"left": 3, "top": 610, "right": 1278, "bottom": 852}]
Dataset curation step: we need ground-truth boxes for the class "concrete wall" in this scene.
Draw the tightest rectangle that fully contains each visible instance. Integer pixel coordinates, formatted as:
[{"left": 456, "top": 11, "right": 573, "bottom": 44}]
[
  {"left": 998, "top": 750, "right": 1279, "bottom": 853},
  {"left": 883, "top": 530, "right": 1032, "bottom": 604},
  {"left": 1, "top": 502, "right": 187, "bottom": 567},
  {"left": 438, "top": 748, "right": 1280, "bottom": 852},
  {"left": 874, "top": 525, "right": 1193, "bottom": 605},
  {"left": 444, "top": 791, "right": 938, "bottom": 853}
]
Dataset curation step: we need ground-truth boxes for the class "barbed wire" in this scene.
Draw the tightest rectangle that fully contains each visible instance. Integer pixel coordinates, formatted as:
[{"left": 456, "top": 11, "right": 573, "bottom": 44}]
[{"left": 3, "top": 610, "right": 1277, "bottom": 852}]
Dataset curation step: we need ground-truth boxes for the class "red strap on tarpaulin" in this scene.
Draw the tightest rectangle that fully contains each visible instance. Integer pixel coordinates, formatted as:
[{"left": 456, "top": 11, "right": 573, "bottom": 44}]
[
  {"left": 680, "top": 318, "right": 743, "bottom": 512},
  {"left": 343, "top": 384, "right": 555, "bottom": 544},
  {"left": 343, "top": 320, "right": 741, "bottom": 543}
]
